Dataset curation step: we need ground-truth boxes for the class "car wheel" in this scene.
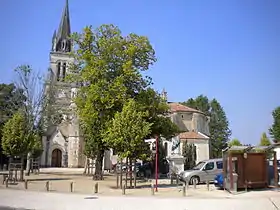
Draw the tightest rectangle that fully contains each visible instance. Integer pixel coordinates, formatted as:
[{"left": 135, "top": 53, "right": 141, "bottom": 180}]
[{"left": 189, "top": 176, "right": 200, "bottom": 185}]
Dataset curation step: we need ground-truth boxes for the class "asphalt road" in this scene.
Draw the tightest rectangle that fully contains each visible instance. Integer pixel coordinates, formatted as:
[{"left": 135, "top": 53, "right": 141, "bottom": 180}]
[{"left": 0, "top": 189, "right": 279, "bottom": 210}]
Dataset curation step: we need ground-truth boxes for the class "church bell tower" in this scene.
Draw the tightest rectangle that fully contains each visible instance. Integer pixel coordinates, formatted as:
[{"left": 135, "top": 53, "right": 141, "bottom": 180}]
[
  {"left": 41, "top": 0, "right": 85, "bottom": 168},
  {"left": 49, "top": 0, "right": 73, "bottom": 83}
]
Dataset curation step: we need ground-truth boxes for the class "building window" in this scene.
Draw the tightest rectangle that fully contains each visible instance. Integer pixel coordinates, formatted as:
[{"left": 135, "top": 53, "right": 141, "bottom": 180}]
[
  {"left": 62, "top": 63, "right": 66, "bottom": 81},
  {"left": 57, "top": 62, "right": 61, "bottom": 81},
  {"left": 181, "top": 115, "right": 184, "bottom": 118}
]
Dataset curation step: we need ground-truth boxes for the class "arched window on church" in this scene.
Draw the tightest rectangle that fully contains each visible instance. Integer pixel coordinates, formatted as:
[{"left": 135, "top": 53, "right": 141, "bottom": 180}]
[
  {"left": 62, "top": 63, "right": 66, "bottom": 81},
  {"left": 57, "top": 62, "right": 61, "bottom": 81}
]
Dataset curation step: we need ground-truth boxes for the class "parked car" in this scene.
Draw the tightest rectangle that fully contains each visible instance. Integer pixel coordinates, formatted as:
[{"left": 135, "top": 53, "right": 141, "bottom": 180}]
[
  {"left": 180, "top": 158, "right": 223, "bottom": 184},
  {"left": 136, "top": 162, "right": 152, "bottom": 178},
  {"left": 214, "top": 173, "right": 224, "bottom": 189}
]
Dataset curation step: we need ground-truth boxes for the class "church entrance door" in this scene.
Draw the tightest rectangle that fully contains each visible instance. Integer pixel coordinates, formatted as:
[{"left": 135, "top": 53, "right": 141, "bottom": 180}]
[{"left": 51, "top": 149, "right": 62, "bottom": 167}]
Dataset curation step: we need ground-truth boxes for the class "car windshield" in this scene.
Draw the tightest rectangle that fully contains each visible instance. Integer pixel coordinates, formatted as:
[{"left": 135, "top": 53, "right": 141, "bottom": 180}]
[{"left": 192, "top": 161, "right": 205, "bottom": 170}]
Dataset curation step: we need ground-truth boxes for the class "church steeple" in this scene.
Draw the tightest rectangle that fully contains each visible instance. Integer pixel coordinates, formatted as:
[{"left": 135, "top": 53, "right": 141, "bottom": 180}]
[
  {"left": 52, "top": 0, "right": 72, "bottom": 53},
  {"left": 161, "top": 88, "right": 168, "bottom": 102}
]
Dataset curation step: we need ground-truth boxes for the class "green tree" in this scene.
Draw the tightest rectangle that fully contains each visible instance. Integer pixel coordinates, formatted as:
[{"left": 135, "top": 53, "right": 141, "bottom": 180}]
[
  {"left": 136, "top": 88, "right": 181, "bottom": 139},
  {"left": 69, "top": 25, "right": 180, "bottom": 179},
  {"left": 0, "top": 83, "right": 25, "bottom": 166},
  {"left": 269, "top": 106, "right": 280, "bottom": 143},
  {"left": 68, "top": 25, "right": 156, "bottom": 179},
  {"left": 182, "top": 141, "right": 196, "bottom": 170},
  {"left": 181, "top": 95, "right": 210, "bottom": 115},
  {"left": 1, "top": 112, "right": 29, "bottom": 157},
  {"left": 104, "top": 99, "right": 152, "bottom": 159},
  {"left": 1, "top": 112, "right": 30, "bottom": 180},
  {"left": 209, "top": 99, "right": 231, "bottom": 157},
  {"left": 181, "top": 96, "right": 231, "bottom": 158},
  {"left": 259, "top": 132, "right": 271, "bottom": 146},
  {"left": 228, "top": 138, "right": 242, "bottom": 147},
  {"left": 14, "top": 65, "right": 45, "bottom": 175},
  {"left": 103, "top": 99, "right": 152, "bottom": 187}
]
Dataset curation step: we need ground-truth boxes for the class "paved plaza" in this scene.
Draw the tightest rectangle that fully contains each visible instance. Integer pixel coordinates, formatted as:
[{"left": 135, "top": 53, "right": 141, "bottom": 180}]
[
  {"left": 0, "top": 189, "right": 280, "bottom": 210},
  {"left": 0, "top": 168, "right": 280, "bottom": 209}
]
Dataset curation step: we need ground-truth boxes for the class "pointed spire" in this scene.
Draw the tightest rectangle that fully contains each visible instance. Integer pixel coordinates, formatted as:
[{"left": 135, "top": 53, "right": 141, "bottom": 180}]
[
  {"left": 161, "top": 88, "right": 168, "bottom": 102},
  {"left": 53, "top": 0, "right": 71, "bottom": 53},
  {"left": 57, "top": 0, "right": 71, "bottom": 41},
  {"left": 51, "top": 30, "right": 57, "bottom": 51}
]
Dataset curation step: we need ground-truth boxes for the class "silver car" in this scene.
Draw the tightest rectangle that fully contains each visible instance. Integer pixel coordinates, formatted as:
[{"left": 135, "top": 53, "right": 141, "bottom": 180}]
[{"left": 180, "top": 158, "right": 223, "bottom": 184}]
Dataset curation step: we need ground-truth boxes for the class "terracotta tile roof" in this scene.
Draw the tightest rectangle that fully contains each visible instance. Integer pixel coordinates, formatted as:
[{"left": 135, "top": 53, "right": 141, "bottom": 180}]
[
  {"left": 168, "top": 102, "right": 204, "bottom": 114},
  {"left": 179, "top": 131, "right": 209, "bottom": 140}
]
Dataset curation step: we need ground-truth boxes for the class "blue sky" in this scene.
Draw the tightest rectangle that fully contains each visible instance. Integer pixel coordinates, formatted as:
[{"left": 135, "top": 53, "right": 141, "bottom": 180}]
[{"left": 0, "top": 0, "right": 279, "bottom": 145}]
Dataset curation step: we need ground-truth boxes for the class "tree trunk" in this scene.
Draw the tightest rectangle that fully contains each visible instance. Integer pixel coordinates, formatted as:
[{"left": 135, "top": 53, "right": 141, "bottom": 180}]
[
  {"left": 129, "top": 158, "right": 132, "bottom": 188},
  {"left": 133, "top": 158, "right": 137, "bottom": 188},
  {"left": 120, "top": 159, "right": 123, "bottom": 189},
  {"left": 20, "top": 156, "right": 24, "bottom": 181},
  {"left": 8, "top": 156, "right": 13, "bottom": 170},
  {"left": 93, "top": 150, "right": 104, "bottom": 180},
  {"left": 125, "top": 158, "right": 128, "bottom": 188},
  {"left": 83, "top": 158, "right": 88, "bottom": 175},
  {"left": 25, "top": 152, "right": 32, "bottom": 176}
]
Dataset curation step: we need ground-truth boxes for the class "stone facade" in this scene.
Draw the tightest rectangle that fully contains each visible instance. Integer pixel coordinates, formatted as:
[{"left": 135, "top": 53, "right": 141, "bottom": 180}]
[
  {"left": 41, "top": 1, "right": 85, "bottom": 168},
  {"left": 168, "top": 102, "right": 210, "bottom": 163}
]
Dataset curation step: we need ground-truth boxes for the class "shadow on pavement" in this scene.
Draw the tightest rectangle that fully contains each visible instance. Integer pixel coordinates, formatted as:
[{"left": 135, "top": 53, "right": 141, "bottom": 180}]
[
  {"left": 109, "top": 183, "right": 179, "bottom": 189},
  {"left": 26, "top": 178, "right": 71, "bottom": 182},
  {"left": 84, "top": 196, "right": 98, "bottom": 200},
  {"left": 0, "top": 206, "right": 34, "bottom": 210}
]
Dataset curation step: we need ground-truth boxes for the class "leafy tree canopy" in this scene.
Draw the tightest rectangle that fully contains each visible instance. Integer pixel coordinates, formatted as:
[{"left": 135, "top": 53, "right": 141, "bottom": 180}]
[
  {"left": 0, "top": 83, "right": 25, "bottom": 126},
  {"left": 228, "top": 138, "right": 242, "bottom": 147},
  {"left": 1, "top": 112, "right": 30, "bottom": 157},
  {"left": 269, "top": 106, "right": 280, "bottom": 143},
  {"left": 135, "top": 88, "right": 181, "bottom": 139},
  {"left": 181, "top": 95, "right": 210, "bottom": 115},
  {"left": 259, "top": 132, "right": 271, "bottom": 146},
  {"left": 103, "top": 99, "right": 152, "bottom": 159},
  {"left": 68, "top": 24, "right": 179, "bottom": 158}
]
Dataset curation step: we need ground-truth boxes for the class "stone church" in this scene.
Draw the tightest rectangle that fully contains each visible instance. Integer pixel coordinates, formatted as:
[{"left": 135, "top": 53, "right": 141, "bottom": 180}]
[
  {"left": 40, "top": 0, "right": 86, "bottom": 168},
  {"left": 40, "top": 1, "right": 211, "bottom": 169}
]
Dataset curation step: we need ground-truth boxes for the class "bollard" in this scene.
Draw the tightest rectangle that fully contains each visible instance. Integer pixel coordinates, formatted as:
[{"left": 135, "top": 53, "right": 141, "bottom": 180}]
[
  {"left": 5, "top": 178, "right": 8, "bottom": 188},
  {"left": 45, "top": 181, "right": 49, "bottom": 191},
  {"left": 185, "top": 181, "right": 189, "bottom": 190},
  {"left": 116, "top": 173, "right": 119, "bottom": 189},
  {"left": 206, "top": 180, "right": 210, "bottom": 191},
  {"left": 94, "top": 182, "right": 99, "bottom": 193},
  {"left": 151, "top": 183, "right": 155, "bottom": 195},
  {"left": 245, "top": 180, "right": 248, "bottom": 192},
  {"left": 70, "top": 182, "right": 73, "bottom": 192},
  {"left": 122, "top": 184, "right": 126, "bottom": 195},
  {"left": 193, "top": 179, "right": 197, "bottom": 189},
  {"left": 24, "top": 179, "right": 28, "bottom": 190},
  {"left": 182, "top": 184, "right": 186, "bottom": 197}
]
